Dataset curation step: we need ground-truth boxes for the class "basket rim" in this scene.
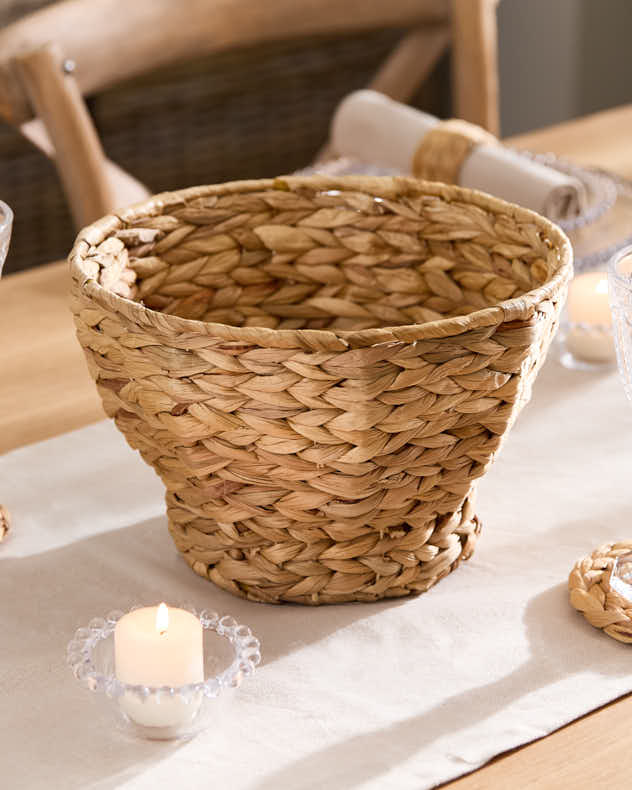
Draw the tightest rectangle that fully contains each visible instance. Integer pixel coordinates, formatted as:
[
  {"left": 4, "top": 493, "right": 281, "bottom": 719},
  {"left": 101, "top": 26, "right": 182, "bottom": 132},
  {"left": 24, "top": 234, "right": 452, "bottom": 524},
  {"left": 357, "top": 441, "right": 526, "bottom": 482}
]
[{"left": 69, "top": 175, "right": 573, "bottom": 351}]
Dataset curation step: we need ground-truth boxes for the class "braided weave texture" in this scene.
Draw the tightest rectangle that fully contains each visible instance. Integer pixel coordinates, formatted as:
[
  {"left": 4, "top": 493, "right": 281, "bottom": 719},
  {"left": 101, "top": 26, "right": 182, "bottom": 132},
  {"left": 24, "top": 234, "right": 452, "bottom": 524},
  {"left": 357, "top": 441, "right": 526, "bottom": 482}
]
[
  {"left": 569, "top": 543, "right": 632, "bottom": 643},
  {"left": 69, "top": 176, "right": 572, "bottom": 604}
]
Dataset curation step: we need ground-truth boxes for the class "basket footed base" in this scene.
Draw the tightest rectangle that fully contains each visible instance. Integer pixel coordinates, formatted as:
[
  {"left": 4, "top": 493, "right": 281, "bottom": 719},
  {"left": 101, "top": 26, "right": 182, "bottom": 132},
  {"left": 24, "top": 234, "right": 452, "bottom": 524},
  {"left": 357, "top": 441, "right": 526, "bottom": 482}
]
[{"left": 168, "top": 503, "right": 482, "bottom": 605}]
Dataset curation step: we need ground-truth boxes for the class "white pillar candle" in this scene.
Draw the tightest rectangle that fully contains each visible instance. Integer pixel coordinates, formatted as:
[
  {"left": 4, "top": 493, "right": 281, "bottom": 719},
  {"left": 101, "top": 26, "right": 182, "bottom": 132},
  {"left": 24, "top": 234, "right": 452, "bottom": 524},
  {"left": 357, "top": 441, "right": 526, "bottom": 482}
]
[
  {"left": 115, "top": 604, "right": 204, "bottom": 729},
  {"left": 565, "top": 272, "right": 615, "bottom": 363}
]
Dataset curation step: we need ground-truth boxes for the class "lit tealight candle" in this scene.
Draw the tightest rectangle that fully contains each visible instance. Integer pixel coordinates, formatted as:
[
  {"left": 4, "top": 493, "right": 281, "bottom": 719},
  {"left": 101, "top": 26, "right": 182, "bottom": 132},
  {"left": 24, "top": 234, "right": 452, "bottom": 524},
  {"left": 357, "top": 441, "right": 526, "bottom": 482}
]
[
  {"left": 565, "top": 272, "right": 615, "bottom": 363},
  {"left": 115, "top": 603, "right": 204, "bottom": 729}
]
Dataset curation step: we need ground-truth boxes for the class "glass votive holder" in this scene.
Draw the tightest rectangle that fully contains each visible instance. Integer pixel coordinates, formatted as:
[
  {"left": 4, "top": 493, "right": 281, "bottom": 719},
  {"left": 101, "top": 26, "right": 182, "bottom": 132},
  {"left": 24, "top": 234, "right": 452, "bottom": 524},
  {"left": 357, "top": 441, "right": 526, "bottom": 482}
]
[
  {"left": 67, "top": 606, "right": 261, "bottom": 741},
  {"left": 558, "top": 268, "right": 616, "bottom": 370}
]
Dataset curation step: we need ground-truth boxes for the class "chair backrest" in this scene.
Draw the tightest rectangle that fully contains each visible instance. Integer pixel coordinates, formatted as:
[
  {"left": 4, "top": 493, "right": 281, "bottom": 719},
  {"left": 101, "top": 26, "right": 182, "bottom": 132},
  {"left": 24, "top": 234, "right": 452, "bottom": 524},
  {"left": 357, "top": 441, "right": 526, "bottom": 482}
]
[
  {"left": 0, "top": 0, "right": 499, "bottom": 230},
  {"left": 0, "top": 0, "right": 452, "bottom": 125}
]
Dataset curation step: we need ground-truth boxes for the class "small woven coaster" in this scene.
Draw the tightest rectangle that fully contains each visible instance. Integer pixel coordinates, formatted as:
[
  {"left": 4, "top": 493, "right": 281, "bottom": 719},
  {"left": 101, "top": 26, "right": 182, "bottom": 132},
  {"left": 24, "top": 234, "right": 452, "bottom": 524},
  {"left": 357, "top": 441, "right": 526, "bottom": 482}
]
[
  {"left": 569, "top": 542, "right": 632, "bottom": 643},
  {"left": 0, "top": 504, "right": 10, "bottom": 542}
]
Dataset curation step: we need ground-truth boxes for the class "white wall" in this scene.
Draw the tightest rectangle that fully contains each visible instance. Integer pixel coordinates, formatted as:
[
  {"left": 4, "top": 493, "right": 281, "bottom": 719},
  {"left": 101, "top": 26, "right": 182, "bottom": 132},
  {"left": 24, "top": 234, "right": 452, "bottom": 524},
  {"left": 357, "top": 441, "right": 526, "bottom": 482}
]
[{"left": 498, "top": 0, "right": 632, "bottom": 136}]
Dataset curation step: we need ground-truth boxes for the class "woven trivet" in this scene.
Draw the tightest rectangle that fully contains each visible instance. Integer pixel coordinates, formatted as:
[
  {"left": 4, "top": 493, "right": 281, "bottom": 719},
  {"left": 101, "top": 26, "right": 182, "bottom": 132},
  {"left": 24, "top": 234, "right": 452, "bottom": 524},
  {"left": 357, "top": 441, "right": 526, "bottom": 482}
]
[
  {"left": 569, "top": 542, "right": 632, "bottom": 643},
  {"left": 0, "top": 504, "right": 10, "bottom": 542}
]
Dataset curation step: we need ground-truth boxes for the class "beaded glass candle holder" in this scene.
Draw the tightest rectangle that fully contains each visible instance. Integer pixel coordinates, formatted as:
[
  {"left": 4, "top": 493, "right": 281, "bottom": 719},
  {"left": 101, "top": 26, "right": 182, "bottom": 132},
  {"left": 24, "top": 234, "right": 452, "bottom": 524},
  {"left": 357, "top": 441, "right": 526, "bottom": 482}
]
[
  {"left": 0, "top": 201, "right": 13, "bottom": 542},
  {"left": 557, "top": 267, "right": 616, "bottom": 371},
  {"left": 67, "top": 607, "right": 261, "bottom": 741}
]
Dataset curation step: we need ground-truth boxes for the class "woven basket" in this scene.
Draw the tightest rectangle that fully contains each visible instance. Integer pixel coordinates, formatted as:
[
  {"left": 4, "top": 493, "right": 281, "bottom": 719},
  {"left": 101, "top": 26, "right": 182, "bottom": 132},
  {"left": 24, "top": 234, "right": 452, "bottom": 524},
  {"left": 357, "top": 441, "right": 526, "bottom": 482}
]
[{"left": 70, "top": 176, "right": 572, "bottom": 605}]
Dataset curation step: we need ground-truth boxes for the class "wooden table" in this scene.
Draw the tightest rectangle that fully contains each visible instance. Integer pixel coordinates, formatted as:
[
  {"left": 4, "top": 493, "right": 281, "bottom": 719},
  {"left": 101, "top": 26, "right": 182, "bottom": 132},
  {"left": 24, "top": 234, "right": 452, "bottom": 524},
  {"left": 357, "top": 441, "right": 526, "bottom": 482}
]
[{"left": 2, "top": 104, "right": 632, "bottom": 788}]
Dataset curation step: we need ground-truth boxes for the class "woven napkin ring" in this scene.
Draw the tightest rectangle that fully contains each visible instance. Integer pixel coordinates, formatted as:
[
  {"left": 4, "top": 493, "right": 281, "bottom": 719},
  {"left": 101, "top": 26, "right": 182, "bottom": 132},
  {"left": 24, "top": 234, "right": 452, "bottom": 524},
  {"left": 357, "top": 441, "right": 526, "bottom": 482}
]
[{"left": 412, "top": 118, "right": 498, "bottom": 184}]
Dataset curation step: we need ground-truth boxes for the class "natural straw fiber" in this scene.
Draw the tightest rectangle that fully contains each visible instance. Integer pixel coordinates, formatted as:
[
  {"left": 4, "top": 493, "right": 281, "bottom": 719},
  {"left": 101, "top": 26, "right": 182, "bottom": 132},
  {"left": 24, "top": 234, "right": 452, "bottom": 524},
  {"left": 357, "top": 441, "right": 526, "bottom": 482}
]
[
  {"left": 69, "top": 176, "right": 572, "bottom": 604},
  {"left": 569, "top": 543, "right": 632, "bottom": 643},
  {"left": 412, "top": 119, "right": 497, "bottom": 184}
]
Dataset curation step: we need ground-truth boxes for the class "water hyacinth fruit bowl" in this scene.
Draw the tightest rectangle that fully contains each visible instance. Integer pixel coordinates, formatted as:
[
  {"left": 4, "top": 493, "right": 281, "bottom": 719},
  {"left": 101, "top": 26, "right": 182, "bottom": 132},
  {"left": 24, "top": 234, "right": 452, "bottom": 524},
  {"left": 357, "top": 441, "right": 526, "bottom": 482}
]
[{"left": 69, "top": 176, "right": 572, "bottom": 605}]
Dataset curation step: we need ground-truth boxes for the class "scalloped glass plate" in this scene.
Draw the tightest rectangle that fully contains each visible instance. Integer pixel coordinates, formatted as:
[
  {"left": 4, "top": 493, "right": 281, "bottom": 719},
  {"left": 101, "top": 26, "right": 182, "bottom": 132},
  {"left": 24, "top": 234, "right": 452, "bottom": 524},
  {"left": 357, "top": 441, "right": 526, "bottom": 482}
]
[{"left": 0, "top": 199, "right": 12, "bottom": 277}]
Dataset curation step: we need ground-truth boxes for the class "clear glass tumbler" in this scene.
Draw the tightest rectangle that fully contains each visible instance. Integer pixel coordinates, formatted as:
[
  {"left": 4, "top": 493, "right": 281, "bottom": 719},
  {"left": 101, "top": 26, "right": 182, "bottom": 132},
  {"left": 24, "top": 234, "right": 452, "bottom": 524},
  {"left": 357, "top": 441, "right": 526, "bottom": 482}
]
[
  {"left": 605, "top": 246, "right": 632, "bottom": 599},
  {"left": 608, "top": 244, "right": 632, "bottom": 402},
  {"left": 0, "top": 200, "right": 14, "bottom": 538}
]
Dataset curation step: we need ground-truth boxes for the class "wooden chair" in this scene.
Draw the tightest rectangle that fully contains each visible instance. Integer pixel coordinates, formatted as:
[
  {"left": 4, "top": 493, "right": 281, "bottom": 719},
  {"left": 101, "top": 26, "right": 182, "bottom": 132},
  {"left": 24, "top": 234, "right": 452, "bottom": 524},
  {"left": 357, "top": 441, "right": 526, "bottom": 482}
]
[{"left": 0, "top": 0, "right": 500, "bottom": 231}]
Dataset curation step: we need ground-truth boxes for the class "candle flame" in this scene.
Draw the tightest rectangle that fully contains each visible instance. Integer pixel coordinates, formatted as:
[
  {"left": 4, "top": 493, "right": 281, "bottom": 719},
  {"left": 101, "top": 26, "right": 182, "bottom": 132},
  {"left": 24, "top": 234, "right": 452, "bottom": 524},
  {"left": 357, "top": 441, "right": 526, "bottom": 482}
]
[
  {"left": 156, "top": 602, "right": 169, "bottom": 635},
  {"left": 596, "top": 279, "right": 608, "bottom": 295}
]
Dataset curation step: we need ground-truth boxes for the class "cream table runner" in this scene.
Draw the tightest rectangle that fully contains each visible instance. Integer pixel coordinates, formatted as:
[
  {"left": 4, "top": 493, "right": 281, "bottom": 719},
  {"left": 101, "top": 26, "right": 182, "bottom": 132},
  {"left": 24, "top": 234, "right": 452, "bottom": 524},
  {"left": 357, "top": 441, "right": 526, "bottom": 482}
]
[{"left": 2, "top": 356, "right": 632, "bottom": 790}]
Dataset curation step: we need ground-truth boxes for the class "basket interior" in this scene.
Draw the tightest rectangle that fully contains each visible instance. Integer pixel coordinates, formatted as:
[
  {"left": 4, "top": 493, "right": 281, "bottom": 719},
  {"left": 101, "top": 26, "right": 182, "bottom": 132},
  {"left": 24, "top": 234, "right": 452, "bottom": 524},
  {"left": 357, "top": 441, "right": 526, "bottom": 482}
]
[{"left": 96, "top": 186, "right": 557, "bottom": 332}]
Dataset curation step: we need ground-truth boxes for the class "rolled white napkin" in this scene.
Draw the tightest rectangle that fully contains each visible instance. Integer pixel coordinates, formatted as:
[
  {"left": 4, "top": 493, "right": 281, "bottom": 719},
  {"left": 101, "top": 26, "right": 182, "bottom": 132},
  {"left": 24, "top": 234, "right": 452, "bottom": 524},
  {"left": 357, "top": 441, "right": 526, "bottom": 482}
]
[{"left": 330, "top": 90, "right": 586, "bottom": 222}]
